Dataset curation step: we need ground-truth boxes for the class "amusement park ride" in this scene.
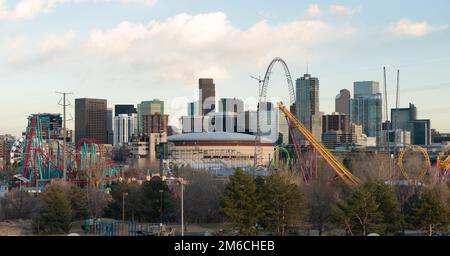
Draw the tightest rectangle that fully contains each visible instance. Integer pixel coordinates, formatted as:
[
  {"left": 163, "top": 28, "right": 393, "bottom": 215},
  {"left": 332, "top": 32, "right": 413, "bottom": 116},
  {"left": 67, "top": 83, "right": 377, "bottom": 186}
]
[
  {"left": 10, "top": 115, "right": 123, "bottom": 191},
  {"left": 255, "top": 57, "right": 449, "bottom": 188}
]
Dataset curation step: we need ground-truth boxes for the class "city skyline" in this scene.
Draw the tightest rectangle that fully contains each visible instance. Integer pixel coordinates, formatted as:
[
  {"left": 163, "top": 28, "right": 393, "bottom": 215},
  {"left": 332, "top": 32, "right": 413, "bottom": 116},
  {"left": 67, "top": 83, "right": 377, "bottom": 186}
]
[{"left": 1, "top": 0, "right": 450, "bottom": 135}]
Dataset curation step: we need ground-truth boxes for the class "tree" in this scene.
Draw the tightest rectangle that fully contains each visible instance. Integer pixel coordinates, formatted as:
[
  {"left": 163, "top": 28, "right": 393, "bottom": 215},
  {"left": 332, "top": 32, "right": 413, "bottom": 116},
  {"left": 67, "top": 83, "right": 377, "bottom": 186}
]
[
  {"left": 364, "top": 180, "right": 402, "bottom": 235},
  {"left": 405, "top": 189, "right": 449, "bottom": 236},
  {"left": 105, "top": 181, "right": 141, "bottom": 221},
  {"left": 331, "top": 184, "right": 385, "bottom": 236},
  {"left": 33, "top": 184, "right": 73, "bottom": 234},
  {"left": 0, "top": 189, "right": 38, "bottom": 220},
  {"left": 177, "top": 168, "right": 225, "bottom": 224},
  {"left": 305, "top": 177, "right": 338, "bottom": 236},
  {"left": 66, "top": 187, "right": 88, "bottom": 221},
  {"left": 138, "top": 178, "right": 175, "bottom": 223},
  {"left": 261, "top": 171, "right": 308, "bottom": 235},
  {"left": 220, "top": 169, "right": 262, "bottom": 235},
  {"left": 85, "top": 186, "right": 111, "bottom": 219}
]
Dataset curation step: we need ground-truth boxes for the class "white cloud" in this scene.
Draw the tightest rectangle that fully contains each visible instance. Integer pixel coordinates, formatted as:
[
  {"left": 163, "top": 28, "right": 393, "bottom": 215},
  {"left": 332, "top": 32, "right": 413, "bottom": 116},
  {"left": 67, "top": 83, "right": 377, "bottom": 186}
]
[
  {"left": 0, "top": 0, "right": 157, "bottom": 20},
  {"left": 39, "top": 31, "right": 75, "bottom": 52},
  {"left": 304, "top": 4, "right": 321, "bottom": 18},
  {"left": 385, "top": 19, "right": 448, "bottom": 37},
  {"left": 83, "top": 12, "right": 352, "bottom": 82},
  {"left": 329, "top": 5, "right": 360, "bottom": 17},
  {"left": 2, "top": 12, "right": 354, "bottom": 84}
]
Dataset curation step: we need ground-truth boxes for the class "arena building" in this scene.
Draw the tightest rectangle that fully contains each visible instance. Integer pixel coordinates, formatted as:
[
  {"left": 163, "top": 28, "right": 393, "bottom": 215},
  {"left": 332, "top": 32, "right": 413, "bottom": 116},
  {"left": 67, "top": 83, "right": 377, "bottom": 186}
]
[{"left": 167, "top": 132, "right": 274, "bottom": 170}]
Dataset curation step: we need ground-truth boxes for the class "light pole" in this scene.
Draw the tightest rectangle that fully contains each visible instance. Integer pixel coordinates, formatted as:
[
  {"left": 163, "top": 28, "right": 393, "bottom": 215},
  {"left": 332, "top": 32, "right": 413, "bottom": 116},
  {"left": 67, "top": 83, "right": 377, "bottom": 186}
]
[
  {"left": 180, "top": 178, "right": 184, "bottom": 237},
  {"left": 122, "top": 192, "right": 128, "bottom": 236}
]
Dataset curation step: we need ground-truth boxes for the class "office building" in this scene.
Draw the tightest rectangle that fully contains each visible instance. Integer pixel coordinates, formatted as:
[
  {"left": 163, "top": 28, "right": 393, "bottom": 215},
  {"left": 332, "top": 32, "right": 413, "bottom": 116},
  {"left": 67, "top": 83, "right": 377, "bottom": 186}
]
[
  {"left": 199, "top": 78, "right": 216, "bottom": 116},
  {"left": 142, "top": 113, "right": 169, "bottom": 134},
  {"left": 432, "top": 130, "right": 450, "bottom": 144},
  {"left": 295, "top": 73, "right": 321, "bottom": 143},
  {"left": 130, "top": 133, "right": 167, "bottom": 162},
  {"left": 350, "top": 81, "right": 382, "bottom": 143},
  {"left": 187, "top": 101, "right": 198, "bottom": 116},
  {"left": 322, "top": 113, "right": 350, "bottom": 133},
  {"left": 391, "top": 103, "right": 431, "bottom": 145},
  {"left": 408, "top": 120, "right": 431, "bottom": 145},
  {"left": 115, "top": 104, "right": 136, "bottom": 116},
  {"left": 113, "top": 113, "right": 138, "bottom": 147},
  {"left": 75, "top": 98, "right": 107, "bottom": 144},
  {"left": 215, "top": 98, "right": 245, "bottom": 133},
  {"left": 107, "top": 108, "right": 113, "bottom": 144},
  {"left": 335, "top": 89, "right": 351, "bottom": 115},
  {"left": 137, "top": 99, "right": 164, "bottom": 133}
]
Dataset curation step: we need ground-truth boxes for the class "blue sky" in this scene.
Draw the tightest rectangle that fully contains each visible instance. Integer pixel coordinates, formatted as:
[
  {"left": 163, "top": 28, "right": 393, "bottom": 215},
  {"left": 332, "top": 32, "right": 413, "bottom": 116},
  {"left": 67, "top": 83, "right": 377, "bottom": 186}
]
[{"left": 0, "top": 0, "right": 449, "bottom": 136}]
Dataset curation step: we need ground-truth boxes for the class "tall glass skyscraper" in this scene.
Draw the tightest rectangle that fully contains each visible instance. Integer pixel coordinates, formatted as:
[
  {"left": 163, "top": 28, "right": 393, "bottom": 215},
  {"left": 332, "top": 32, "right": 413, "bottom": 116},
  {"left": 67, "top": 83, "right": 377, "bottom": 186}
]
[
  {"left": 350, "top": 81, "right": 382, "bottom": 143},
  {"left": 295, "top": 73, "right": 321, "bottom": 142}
]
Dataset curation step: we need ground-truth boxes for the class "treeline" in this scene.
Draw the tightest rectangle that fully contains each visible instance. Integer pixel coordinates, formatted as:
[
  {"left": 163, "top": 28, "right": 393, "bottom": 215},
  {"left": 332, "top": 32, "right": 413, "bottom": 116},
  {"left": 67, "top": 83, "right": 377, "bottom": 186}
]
[
  {"left": 0, "top": 165, "right": 449, "bottom": 236},
  {"left": 220, "top": 169, "right": 450, "bottom": 236}
]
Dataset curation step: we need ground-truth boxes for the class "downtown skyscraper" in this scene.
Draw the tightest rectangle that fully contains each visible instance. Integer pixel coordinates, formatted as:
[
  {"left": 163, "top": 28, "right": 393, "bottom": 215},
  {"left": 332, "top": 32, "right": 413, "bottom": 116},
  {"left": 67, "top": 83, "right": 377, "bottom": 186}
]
[
  {"left": 75, "top": 98, "right": 107, "bottom": 144},
  {"left": 295, "top": 73, "right": 322, "bottom": 142},
  {"left": 350, "top": 81, "right": 382, "bottom": 143}
]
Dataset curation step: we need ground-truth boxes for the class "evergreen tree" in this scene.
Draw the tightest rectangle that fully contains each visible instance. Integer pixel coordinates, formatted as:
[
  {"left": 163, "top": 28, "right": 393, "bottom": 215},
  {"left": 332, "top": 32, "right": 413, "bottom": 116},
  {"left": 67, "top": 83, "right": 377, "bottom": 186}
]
[
  {"left": 139, "top": 178, "right": 175, "bottom": 223},
  {"left": 220, "top": 169, "right": 262, "bottom": 235},
  {"left": 405, "top": 189, "right": 449, "bottom": 236},
  {"left": 33, "top": 185, "right": 73, "bottom": 234},
  {"left": 364, "top": 180, "right": 402, "bottom": 235},
  {"left": 331, "top": 185, "right": 385, "bottom": 236},
  {"left": 67, "top": 187, "right": 88, "bottom": 221},
  {"left": 261, "top": 172, "right": 308, "bottom": 235}
]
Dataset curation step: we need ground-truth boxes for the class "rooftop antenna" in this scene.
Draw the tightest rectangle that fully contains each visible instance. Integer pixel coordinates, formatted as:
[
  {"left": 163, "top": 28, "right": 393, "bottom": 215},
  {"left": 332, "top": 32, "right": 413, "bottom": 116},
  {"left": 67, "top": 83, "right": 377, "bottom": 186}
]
[{"left": 56, "top": 91, "right": 74, "bottom": 181}]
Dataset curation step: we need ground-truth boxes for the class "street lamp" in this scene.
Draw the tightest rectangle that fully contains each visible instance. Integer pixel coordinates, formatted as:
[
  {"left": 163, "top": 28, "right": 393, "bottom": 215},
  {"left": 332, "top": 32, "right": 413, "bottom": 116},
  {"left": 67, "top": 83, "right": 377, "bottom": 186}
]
[
  {"left": 167, "top": 176, "right": 185, "bottom": 236},
  {"left": 122, "top": 192, "right": 128, "bottom": 236}
]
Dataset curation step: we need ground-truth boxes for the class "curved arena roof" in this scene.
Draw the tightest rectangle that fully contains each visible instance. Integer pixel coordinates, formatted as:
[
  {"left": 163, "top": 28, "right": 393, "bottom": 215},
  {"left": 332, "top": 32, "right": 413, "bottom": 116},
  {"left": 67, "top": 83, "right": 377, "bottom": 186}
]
[{"left": 168, "top": 132, "right": 273, "bottom": 143}]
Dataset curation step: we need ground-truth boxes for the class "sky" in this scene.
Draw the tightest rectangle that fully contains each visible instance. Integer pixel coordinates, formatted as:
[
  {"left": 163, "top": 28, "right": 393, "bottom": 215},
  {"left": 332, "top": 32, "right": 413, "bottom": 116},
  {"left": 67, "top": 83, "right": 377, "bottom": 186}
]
[{"left": 0, "top": 0, "right": 450, "bottom": 136}]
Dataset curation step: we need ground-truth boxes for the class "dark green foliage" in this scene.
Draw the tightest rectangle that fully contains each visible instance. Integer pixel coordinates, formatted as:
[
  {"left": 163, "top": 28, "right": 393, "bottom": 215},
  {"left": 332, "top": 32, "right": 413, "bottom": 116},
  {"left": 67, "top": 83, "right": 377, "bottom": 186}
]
[
  {"left": 220, "top": 169, "right": 262, "bottom": 235},
  {"left": 105, "top": 178, "right": 175, "bottom": 223},
  {"left": 332, "top": 183, "right": 384, "bottom": 236},
  {"left": 260, "top": 172, "right": 308, "bottom": 235},
  {"left": 364, "top": 180, "right": 403, "bottom": 235},
  {"left": 405, "top": 189, "right": 449, "bottom": 236},
  {"left": 67, "top": 187, "right": 88, "bottom": 220},
  {"left": 33, "top": 185, "right": 73, "bottom": 234}
]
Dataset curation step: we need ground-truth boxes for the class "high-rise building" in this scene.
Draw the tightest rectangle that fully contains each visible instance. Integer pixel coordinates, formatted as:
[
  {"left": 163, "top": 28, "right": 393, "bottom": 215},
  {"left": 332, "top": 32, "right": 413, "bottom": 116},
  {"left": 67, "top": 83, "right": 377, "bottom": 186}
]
[
  {"left": 75, "top": 98, "right": 107, "bottom": 144},
  {"left": 335, "top": 89, "right": 351, "bottom": 115},
  {"left": 187, "top": 101, "right": 198, "bottom": 116},
  {"left": 137, "top": 99, "right": 164, "bottom": 133},
  {"left": 218, "top": 98, "right": 244, "bottom": 113},
  {"left": 408, "top": 120, "right": 431, "bottom": 145},
  {"left": 142, "top": 113, "right": 169, "bottom": 135},
  {"left": 113, "top": 113, "right": 138, "bottom": 147},
  {"left": 107, "top": 108, "right": 113, "bottom": 145},
  {"left": 215, "top": 98, "right": 245, "bottom": 133},
  {"left": 29, "top": 113, "right": 63, "bottom": 140},
  {"left": 115, "top": 104, "right": 136, "bottom": 116},
  {"left": 391, "top": 103, "right": 431, "bottom": 145},
  {"left": 350, "top": 81, "right": 382, "bottom": 142},
  {"left": 295, "top": 73, "right": 321, "bottom": 142},
  {"left": 322, "top": 113, "right": 350, "bottom": 133},
  {"left": 391, "top": 103, "right": 418, "bottom": 131},
  {"left": 199, "top": 78, "right": 216, "bottom": 116}
]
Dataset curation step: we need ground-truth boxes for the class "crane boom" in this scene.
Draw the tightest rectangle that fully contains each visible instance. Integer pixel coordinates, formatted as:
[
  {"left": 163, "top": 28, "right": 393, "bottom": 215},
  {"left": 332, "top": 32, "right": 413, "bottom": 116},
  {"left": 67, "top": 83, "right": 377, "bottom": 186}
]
[{"left": 277, "top": 102, "right": 361, "bottom": 187}]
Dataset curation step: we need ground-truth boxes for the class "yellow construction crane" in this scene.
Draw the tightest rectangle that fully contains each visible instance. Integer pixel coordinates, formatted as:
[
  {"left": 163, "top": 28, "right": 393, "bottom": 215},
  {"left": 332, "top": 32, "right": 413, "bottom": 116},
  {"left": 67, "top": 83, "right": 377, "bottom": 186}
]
[{"left": 278, "top": 102, "right": 361, "bottom": 187}]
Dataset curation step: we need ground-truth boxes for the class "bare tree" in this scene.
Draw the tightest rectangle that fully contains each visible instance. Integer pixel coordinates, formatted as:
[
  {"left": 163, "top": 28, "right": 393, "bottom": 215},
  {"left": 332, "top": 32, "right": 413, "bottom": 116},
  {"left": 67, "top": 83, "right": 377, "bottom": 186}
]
[{"left": 0, "top": 189, "right": 38, "bottom": 220}]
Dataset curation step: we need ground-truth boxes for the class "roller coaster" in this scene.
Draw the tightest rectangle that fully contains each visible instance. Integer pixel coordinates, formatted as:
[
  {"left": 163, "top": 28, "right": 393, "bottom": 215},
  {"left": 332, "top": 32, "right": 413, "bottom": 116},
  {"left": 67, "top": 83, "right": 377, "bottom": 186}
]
[
  {"left": 257, "top": 57, "right": 443, "bottom": 188},
  {"left": 11, "top": 114, "right": 123, "bottom": 191}
]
